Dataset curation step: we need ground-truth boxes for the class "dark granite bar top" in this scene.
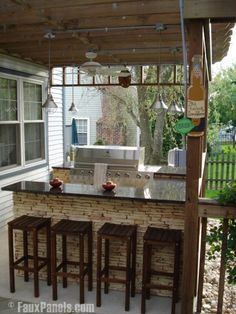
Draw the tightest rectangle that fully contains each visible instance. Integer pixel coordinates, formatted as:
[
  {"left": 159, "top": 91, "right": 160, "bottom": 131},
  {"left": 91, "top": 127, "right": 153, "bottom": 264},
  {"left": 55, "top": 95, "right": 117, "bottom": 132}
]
[{"left": 2, "top": 180, "right": 185, "bottom": 203}]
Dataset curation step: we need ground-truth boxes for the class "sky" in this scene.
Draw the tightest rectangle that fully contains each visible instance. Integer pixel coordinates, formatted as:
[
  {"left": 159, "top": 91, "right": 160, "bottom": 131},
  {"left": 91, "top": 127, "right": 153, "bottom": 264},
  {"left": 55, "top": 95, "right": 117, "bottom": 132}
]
[{"left": 212, "top": 25, "right": 236, "bottom": 77}]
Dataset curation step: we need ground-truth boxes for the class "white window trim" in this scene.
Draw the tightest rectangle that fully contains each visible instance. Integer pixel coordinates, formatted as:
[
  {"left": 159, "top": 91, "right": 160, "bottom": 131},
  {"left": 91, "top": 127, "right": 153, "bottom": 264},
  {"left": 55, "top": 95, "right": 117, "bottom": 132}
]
[
  {"left": 0, "top": 72, "right": 47, "bottom": 175},
  {"left": 74, "top": 117, "right": 90, "bottom": 145}
]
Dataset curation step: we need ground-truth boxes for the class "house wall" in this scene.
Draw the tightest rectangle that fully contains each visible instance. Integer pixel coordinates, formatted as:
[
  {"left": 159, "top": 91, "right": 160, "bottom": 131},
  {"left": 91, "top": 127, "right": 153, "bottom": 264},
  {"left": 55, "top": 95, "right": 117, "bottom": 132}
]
[
  {"left": 64, "top": 86, "right": 102, "bottom": 151},
  {"left": 0, "top": 55, "right": 63, "bottom": 227}
]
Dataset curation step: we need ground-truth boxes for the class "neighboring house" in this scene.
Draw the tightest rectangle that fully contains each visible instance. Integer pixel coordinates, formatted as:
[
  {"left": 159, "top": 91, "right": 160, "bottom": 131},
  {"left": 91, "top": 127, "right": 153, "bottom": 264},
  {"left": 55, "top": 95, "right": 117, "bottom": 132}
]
[
  {"left": 64, "top": 86, "right": 103, "bottom": 156},
  {"left": 64, "top": 84, "right": 139, "bottom": 152},
  {"left": 0, "top": 54, "right": 63, "bottom": 227}
]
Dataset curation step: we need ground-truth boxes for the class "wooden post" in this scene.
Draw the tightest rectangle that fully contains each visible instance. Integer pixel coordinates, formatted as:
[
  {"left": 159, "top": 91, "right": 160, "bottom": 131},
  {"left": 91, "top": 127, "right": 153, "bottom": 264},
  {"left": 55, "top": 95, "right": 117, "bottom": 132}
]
[{"left": 181, "top": 20, "right": 205, "bottom": 314}]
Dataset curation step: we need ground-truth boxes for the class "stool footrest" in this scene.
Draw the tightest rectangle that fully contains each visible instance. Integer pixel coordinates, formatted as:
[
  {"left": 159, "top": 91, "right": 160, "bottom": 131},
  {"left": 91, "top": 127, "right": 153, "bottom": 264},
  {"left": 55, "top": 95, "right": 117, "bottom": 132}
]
[
  {"left": 100, "top": 277, "right": 126, "bottom": 284},
  {"left": 145, "top": 283, "right": 173, "bottom": 291},
  {"left": 150, "top": 270, "right": 174, "bottom": 277},
  {"left": 107, "top": 265, "right": 128, "bottom": 272}
]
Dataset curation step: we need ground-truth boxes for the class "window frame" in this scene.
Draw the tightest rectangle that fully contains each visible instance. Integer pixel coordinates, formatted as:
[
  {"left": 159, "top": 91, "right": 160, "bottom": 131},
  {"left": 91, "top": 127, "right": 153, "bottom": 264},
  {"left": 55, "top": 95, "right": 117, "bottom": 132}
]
[
  {"left": 0, "top": 72, "right": 46, "bottom": 174},
  {"left": 75, "top": 117, "right": 90, "bottom": 146}
]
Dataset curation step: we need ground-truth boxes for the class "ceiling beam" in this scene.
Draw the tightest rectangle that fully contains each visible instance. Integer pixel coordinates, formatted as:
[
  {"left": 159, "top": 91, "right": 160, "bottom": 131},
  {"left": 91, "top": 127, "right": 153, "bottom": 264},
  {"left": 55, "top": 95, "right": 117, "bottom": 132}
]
[{"left": 184, "top": 0, "right": 236, "bottom": 20}]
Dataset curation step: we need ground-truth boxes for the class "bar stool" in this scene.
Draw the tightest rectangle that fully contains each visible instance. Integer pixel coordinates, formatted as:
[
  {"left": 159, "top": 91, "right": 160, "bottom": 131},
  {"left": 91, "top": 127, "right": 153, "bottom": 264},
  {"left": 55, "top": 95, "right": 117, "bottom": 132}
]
[
  {"left": 51, "top": 219, "right": 93, "bottom": 303},
  {"left": 96, "top": 222, "right": 137, "bottom": 311},
  {"left": 8, "top": 215, "right": 51, "bottom": 297},
  {"left": 141, "top": 227, "right": 181, "bottom": 314}
]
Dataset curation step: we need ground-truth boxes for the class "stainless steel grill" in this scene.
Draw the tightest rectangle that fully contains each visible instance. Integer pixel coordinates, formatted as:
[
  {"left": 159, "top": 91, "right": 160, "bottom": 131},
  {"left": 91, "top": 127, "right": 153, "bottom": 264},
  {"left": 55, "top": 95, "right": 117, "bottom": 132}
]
[{"left": 71, "top": 145, "right": 153, "bottom": 187}]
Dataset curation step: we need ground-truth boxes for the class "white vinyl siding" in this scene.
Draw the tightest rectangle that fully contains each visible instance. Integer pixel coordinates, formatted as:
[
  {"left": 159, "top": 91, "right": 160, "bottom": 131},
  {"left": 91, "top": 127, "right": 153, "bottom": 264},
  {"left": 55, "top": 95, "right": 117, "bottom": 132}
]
[{"left": 65, "top": 86, "right": 102, "bottom": 145}]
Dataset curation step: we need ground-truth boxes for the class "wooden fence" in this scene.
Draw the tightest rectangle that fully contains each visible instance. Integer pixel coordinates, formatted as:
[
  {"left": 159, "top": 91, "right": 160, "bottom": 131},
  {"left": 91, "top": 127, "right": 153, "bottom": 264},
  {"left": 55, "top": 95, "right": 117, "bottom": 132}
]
[{"left": 206, "top": 153, "right": 236, "bottom": 190}]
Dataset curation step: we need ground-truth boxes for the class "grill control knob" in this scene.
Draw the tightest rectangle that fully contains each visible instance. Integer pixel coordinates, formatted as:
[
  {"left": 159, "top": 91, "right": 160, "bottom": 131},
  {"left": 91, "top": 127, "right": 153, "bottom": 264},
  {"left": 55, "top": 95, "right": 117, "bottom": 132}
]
[
  {"left": 145, "top": 174, "right": 151, "bottom": 179},
  {"left": 124, "top": 173, "right": 130, "bottom": 178},
  {"left": 88, "top": 170, "right": 93, "bottom": 175},
  {"left": 107, "top": 171, "right": 112, "bottom": 177},
  {"left": 136, "top": 173, "right": 142, "bottom": 179},
  {"left": 115, "top": 172, "right": 121, "bottom": 177}
]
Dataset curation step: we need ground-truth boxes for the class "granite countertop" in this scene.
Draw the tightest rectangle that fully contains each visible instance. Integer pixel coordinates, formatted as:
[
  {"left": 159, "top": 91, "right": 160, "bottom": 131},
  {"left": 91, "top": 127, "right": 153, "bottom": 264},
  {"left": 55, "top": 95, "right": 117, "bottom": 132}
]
[
  {"left": 2, "top": 180, "right": 185, "bottom": 203},
  {"left": 52, "top": 164, "right": 186, "bottom": 176}
]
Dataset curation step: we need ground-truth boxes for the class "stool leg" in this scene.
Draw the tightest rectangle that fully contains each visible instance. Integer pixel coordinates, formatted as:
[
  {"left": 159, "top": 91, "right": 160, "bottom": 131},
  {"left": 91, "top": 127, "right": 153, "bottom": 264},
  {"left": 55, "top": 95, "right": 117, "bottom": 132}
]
[
  {"left": 33, "top": 229, "right": 39, "bottom": 297},
  {"left": 46, "top": 223, "right": 51, "bottom": 286},
  {"left": 125, "top": 238, "right": 131, "bottom": 311},
  {"left": 79, "top": 233, "right": 85, "bottom": 304},
  {"left": 62, "top": 235, "right": 67, "bottom": 288},
  {"left": 146, "top": 244, "right": 152, "bottom": 300},
  {"left": 141, "top": 242, "right": 148, "bottom": 314},
  {"left": 96, "top": 234, "right": 102, "bottom": 307},
  {"left": 131, "top": 227, "right": 137, "bottom": 297},
  {"left": 104, "top": 238, "right": 109, "bottom": 294},
  {"left": 51, "top": 231, "right": 58, "bottom": 300},
  {"left": 171, "top": 241, "right": 181, "bottom": 314},
  {"left": 23, "top": 230, "right": 29, "bottom": 282},
  {"left": 87, "top": 225, "right": 93, "bottom": 291},
  {"left": 8, "top": 225, "right": 15, "bottom": 293}
]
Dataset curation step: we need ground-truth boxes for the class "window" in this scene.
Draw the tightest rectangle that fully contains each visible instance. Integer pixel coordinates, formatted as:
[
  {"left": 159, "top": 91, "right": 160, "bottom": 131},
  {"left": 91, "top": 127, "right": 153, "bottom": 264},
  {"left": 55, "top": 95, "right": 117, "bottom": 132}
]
[
  {"left": 76, "top": 118, "right": 89, "bottom": 145},
  {"left": 0, "top": 75, "right": 45, "bottom": 171}
]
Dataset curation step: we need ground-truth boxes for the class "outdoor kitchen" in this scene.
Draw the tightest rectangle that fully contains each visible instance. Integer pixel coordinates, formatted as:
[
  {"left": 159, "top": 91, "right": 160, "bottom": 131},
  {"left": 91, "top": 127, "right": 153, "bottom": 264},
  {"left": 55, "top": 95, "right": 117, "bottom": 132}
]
[
  {"left": 53, "top": 145, "right": 186, "bottom": 187},
  {"left": 2, "top": 144, "right": 186, "bottom": 309}
]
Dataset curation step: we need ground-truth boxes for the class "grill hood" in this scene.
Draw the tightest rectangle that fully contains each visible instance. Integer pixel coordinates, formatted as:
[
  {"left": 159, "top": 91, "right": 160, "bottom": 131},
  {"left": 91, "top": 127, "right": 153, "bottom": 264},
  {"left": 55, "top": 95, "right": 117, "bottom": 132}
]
[{"left": 74, "top": 145, "right": 145, "bottom": 169}]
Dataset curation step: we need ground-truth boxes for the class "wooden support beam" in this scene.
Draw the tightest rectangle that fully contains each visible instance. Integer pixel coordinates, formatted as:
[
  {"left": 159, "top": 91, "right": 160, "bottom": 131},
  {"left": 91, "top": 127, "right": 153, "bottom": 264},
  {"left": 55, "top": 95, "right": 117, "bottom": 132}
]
[
  {"left": 184, "top": 0, "right": 236, "bottom": 20},
  {"left": 181, "top": 20, "right": 204, "bottom": 314}
]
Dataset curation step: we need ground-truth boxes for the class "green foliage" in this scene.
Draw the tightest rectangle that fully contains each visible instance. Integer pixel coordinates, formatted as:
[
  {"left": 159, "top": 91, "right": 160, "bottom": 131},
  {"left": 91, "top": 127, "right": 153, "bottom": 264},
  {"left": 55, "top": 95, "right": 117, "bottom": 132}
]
[
  {"left": 217, "top": 182, "right": 236, "bottom": 205},
  {"left": 94, "top": 138, "right": 105, "bottom": 145},
  {"left": 207, "top": 182, "right": 236, "bottom": 284},
  {"left": 209, "top": 64, "right": 236, "bottom": 128},
  {"left": 162, "top": 113, "right": 183, "bottom": 157}
]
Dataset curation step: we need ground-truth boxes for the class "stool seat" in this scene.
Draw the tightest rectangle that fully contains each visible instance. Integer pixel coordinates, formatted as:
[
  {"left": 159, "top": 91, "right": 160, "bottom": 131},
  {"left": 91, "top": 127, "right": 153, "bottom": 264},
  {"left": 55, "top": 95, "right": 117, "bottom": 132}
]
[
  {"left": 51, "top": 219, "right": 91, "bottom": 234},
  {"left": 98, "top": 222, "right": 136, "bottom": 238},
  {"left": 144, "top": 227, "right": 182, "bottom": 243},
  {"left": 141, "top": 227, "right": 181, "bottom": 314},
  {"left": 51, "top": 219, "right": 93, "bottom": 304},
  {"left": 9, "top": 215, "right": 50, "bottom": 230},
  {"left": 97, "top": 222, "right": 137, "bottom": 311},
  {"left": 8, "top": 215, "right": 51, "bottom": 298}
]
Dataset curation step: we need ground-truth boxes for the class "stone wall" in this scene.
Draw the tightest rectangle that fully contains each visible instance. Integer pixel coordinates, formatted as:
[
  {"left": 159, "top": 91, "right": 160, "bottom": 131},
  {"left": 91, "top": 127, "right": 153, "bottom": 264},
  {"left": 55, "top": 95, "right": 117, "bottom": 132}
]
[{"left": 13, "top": 192, "right": 185, "bottom": 297}]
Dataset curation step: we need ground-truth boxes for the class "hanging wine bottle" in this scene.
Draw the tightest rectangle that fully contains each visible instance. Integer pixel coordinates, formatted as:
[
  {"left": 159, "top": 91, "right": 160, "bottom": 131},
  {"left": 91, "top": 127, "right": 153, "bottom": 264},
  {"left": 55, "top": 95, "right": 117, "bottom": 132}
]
[{"left": 187, "top": 55, "right": 205, "bottom": 135}]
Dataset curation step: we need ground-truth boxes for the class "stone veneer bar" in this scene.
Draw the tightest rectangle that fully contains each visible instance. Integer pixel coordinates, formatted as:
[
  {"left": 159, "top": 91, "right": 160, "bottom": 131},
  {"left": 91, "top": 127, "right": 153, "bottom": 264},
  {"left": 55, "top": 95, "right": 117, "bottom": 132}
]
[{"left": 3, "top": 181, "right": 185, "bottom": 297}]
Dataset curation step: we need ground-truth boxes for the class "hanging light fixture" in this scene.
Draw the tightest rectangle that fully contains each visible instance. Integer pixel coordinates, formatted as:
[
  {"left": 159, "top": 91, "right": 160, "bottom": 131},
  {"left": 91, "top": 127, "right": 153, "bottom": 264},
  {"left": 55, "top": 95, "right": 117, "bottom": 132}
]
[
  {"left": 68, "top": 65, "right": 78, "bottom": 112},
  {"left": 168, "top": 100, "right": 182, "bottom": 114},
  {"left": 151, "top": 94, "right": 168, "bottom": 110},
  {"left": 151, "top": 24, "right": 167, "bottom": 111},
  {"left": 42, "top": 31, "right": 58, "bottom": 113}
]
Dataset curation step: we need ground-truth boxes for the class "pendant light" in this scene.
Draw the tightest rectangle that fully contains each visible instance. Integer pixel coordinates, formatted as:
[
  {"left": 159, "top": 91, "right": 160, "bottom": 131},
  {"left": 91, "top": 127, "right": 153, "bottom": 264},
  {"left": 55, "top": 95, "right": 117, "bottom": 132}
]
[
  {"left": 151, "top": 93, "right": 168, "bottom": 110},
  {"left": 151, "top": 24, "right": 167, "bottom": 111},
  {"left": 42, "top": 32, "right": 58, "bottom": 113},
  {"left": 68, "top": 66, "right": 78, "bottom": 112},
  {"left": 168, "top": 100, "right": 182, "bottom": 114}
]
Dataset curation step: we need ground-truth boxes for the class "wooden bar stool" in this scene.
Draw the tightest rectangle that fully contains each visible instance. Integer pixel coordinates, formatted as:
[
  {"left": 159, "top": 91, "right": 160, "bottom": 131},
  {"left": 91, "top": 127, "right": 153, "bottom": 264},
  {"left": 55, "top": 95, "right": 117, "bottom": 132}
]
[
  {"left": 51, "top": 219, "right": 93, "bottom": 303},
  {"left": 141, "top": 227, "right": 181, "bottom": 314},
  {"left": 8, "top": 215, "right": 51, "bottom": 297},
  {"left": 96, "top": 222, "right": 137, "bottom": 311}
]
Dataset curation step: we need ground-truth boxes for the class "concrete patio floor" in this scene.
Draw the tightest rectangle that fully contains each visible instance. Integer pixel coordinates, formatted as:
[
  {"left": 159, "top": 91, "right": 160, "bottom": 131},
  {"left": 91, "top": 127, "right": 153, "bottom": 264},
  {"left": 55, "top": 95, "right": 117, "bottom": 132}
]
[{"left": 0, "top": 228, "right": 181, "bottom": 314}]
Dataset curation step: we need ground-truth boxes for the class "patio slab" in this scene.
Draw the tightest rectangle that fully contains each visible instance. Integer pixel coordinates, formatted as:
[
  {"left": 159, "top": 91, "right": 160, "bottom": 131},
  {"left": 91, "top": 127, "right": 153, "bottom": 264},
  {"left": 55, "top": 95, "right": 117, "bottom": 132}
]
[{"left": 0, "top": 227, "right": 181, "bottom": 314}]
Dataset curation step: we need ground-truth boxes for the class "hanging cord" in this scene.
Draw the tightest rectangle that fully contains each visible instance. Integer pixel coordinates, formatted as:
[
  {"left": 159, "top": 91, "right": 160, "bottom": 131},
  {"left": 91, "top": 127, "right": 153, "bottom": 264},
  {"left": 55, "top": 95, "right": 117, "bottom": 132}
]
[
  {"left": 72, "top": 65, "right": 74, "bottom": 103},
  {"left": 179, "top": 0, "right": 188, "bottom": 117}
]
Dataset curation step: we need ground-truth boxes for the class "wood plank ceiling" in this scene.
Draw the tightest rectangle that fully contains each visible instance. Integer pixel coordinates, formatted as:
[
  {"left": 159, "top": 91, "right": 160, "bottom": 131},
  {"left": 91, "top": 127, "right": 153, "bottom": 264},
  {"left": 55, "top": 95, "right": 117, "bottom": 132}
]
[{"left": 0, "top": 0, "right": 235, "bottom": 68}]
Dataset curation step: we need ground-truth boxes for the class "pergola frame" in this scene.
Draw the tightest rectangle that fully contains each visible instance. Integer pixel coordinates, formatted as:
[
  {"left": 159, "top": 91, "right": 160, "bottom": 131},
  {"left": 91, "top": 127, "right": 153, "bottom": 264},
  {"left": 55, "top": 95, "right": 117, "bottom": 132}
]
[{"left": 0, "top": 1, "right": 236, "bottom": 313}]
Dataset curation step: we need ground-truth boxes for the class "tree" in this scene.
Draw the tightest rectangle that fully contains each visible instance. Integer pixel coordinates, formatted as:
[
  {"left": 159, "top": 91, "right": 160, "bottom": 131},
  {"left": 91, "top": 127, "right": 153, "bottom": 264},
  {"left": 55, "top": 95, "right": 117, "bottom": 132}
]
[
  {"left": 209, "top": 64, "right": 236, "bottom": 146},
  {"left": 98, "top": 65, "right": 183, "bottom": 164}
]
